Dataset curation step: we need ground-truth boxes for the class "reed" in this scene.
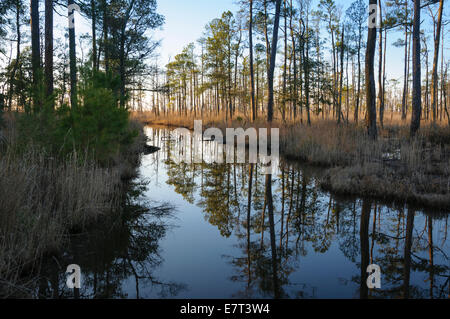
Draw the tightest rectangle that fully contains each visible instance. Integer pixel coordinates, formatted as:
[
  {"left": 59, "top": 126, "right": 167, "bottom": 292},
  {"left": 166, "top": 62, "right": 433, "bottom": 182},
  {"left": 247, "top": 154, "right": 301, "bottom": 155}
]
[
  {"left": 135, "top": 111, "right": 450, "bottom": 209},
  {"left": 0, "top": 114, "right": 146, "bottom": 297}
]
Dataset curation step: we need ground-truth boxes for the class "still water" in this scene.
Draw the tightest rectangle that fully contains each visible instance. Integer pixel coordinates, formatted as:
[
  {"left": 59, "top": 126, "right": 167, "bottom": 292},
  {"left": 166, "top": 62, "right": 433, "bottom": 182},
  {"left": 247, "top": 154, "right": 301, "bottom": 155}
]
[{"left": 37, "top": 127, "right": 449, "bottom": 299}]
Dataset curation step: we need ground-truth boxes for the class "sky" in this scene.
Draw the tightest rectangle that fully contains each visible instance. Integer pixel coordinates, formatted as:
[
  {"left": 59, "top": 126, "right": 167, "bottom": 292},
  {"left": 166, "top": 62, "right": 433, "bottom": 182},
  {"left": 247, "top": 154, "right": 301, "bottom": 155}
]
[
  {"left": 51, "top": 1, "right": 241, "bottom": 68},
  {"left": 154, "top": 0, "right": 239, "bottom": 65},
  {"left": 1, "top": 0, "right": 447, "bottom": 90},
  {"left": 151, "top": 0, "right": 415, "bottom": 82}
]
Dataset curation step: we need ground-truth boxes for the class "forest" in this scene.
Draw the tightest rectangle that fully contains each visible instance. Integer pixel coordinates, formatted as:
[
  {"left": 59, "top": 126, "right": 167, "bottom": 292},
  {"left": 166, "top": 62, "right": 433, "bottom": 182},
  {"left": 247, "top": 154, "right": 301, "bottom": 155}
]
[
  {"left": 0, "top": 0, "right": 448, "bottom": 299},
  {"left": 0, "top": 0, "right": 163, "bottom": 296},
  {"left": 139, "top": 0, "right": 449, "bottom": 208}
]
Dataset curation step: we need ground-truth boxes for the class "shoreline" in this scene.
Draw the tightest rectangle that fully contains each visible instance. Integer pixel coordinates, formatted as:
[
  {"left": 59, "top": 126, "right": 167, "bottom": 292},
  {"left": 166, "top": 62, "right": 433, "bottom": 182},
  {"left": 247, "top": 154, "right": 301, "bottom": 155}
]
[
  {"left": 140, "top": 116, "right": 450, "bottom": 211},
  {"left": 0, "top": 118, "right": 151, "bottom": 298}
]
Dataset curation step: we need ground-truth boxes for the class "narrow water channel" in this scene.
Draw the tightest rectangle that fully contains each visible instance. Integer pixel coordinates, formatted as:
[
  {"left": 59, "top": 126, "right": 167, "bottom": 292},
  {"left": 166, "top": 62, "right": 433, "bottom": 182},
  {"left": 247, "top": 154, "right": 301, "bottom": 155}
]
[{"left": 35, "top": 127, "right": 449, "bottom": 299}]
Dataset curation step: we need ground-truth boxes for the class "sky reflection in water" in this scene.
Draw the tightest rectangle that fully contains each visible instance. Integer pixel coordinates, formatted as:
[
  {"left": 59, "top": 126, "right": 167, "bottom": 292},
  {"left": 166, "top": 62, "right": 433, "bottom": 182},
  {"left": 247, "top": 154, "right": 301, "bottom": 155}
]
[{"left": 36, "top": 127, "right": 449, "bottom": 299}]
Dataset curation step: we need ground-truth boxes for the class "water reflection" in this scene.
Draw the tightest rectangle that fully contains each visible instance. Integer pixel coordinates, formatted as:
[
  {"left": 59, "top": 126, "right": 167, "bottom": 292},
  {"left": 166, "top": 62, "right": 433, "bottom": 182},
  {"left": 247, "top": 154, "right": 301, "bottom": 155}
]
[
  {"left": 32, "top": 180, "right": 187, "bottom": 299},
  {"left": 28, "top": 127, "right": 450, "bottom": 299},
  {"left": 148, "top": 127, "right": 449, "bottom": 299}
]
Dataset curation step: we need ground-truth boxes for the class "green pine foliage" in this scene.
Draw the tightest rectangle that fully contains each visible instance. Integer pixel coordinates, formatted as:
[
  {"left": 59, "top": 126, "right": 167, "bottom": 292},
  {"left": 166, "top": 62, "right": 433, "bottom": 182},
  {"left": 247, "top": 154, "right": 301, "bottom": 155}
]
[{"left": 16, "top": 69, "right": 137, "bottom": 164}]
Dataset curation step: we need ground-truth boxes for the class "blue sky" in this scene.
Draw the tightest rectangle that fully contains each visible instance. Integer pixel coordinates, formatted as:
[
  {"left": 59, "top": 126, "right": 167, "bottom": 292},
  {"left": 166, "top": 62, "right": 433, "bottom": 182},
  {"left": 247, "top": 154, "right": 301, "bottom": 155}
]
[
  {"left": 49, "top": 0, "right": 448, "bottom": 84},
  {"left": 152, "top": 0, "right": 419, "bottom": 82},
  {"left": 3, "top": 0, "right": 445, "bottom": 87},
  {"left": 154, "top": 0, "right": 239, "bottom": 65}
]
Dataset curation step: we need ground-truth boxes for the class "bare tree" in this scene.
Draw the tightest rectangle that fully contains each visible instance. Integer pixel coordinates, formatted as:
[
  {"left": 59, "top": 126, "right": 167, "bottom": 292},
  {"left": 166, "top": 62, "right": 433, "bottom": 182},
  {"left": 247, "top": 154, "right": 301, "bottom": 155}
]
[
  {"left": 366, "top": 0, "right": 378, "bottom": 139},
  {"left": 45, "top": 0, "right": 54, "bottom": 107},
  {"left": 30, "top": 0, "right": 41, "bottom": 111},
  {"left": 7, "top": 0, "right": 24, "bottom": 111},
  {"left": 431, "top": 0, "right": 444, "bottom": 122},
  {"left": 68, "top": 0, "right": 78, "bottom": 109},
  {"left": 410, "top": 0, "right": 421, "bottom": 137},
  {"left": 267, "top": 0, "right": 282, "bottom": 122},
  {"left": 249, "top": 0, "right": 256, "bottom": 121},
  {"left": 401, "top": 0, "right": 409, "bottom": 120}
]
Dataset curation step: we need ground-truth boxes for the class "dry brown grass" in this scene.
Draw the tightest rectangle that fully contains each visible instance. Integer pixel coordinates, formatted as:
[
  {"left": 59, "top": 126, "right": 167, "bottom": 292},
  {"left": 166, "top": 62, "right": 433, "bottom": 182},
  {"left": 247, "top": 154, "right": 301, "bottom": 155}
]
[
  {"left": 284, "top": 122, "right": 449, "bottom": 209},
  {"left": 0, "top": 114, "right": 146, "bottom": 297},
  {"left": 0, "top": 151, "right": 121, "bottom": 293},
  {"left": 131, "top": 111, "right": 226, "bottom": 129},
  {"left": 134, "top": 111, "right": 450, "bottom": 209}
]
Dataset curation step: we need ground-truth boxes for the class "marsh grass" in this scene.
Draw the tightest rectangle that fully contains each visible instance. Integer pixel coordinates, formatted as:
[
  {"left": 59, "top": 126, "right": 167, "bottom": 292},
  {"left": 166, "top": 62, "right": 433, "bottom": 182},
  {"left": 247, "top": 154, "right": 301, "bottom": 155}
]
[
  {"left": 135, "top": 111, "right": 450, "bottom": 209},
  {"left": 0, "top": 114, "right": 147, "bottom": 297}
]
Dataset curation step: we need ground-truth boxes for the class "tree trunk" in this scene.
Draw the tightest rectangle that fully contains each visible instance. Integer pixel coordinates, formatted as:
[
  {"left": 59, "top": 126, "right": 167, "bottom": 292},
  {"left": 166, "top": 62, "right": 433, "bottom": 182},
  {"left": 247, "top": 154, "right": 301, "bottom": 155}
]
[
  {"left": 102, "top": 0, "right": 109, "bottom": 73},
  {"left": 443, "top": 64, "right": 449, "bottom": 125},
  {"left": 431, "top": 0, "right": 444, "bottom": 122},
  {"left": 267, "top": 0, "right": 282, "bottom": 122},
  {"left": 377, "top": 1, "right": 383, "bottom": 128},
  {"left": 401, "top": 1, "right": 408, "bottom": 120},
  {"left": 249, "top": 0, "right": 256, "bottom": 122},
  {"left": 119, "top": 33, "right": 126, "bottom": 107},
  {"left": 45, "top": 0, "right": 54, "bottom": 107},
  {"left": 440, "top": 26, "right": 444, "bottom": 121},
  {"left": 263, "top": 0, "right": 271, "bottom": 75},
  {"left": 234, "top": 29, "right": 241, "bottom": 118},
  {"left": 338, "top": 25, "right": 344, "bottom": 124},
  {"left": 119, "top": 0, "right": 136, "bottom": 109},
  {"left": 410, "top": 0, "right": 421, "bottom": 137},
  {"left": 68, "top": 0, "right": 78, "bottom": 110},
  {"left": 30, "top": 0, "right": 41, "bottom": 112},
  {"left": 282, "top": 0, "right": 287, "bottom": 122},
  {"left": 91, "top": 0, "right": 98, "bottom": 71},
  {"left": 7, "top": 1, "right": 21, "bottom": 111},
  {"left": 330, "top": 17, "right": 337, "bottom": 119},
  {"left": 366, "top": 0, "right": 378, "bottom": 140},
  {"left": 304, "top": 9, "right": 311, "bottom": 126},
  {"left": 381, "top": 28, "right": 387, "bottom": 125},
  {"left": 290, "top": 0, "right": 298, "bottom": 120},
  {"left": 355, "top": 22, "right": 362, "bottom": 123},
  {"left": 425, "top": 40, "right": 429, "bottom": 119}
]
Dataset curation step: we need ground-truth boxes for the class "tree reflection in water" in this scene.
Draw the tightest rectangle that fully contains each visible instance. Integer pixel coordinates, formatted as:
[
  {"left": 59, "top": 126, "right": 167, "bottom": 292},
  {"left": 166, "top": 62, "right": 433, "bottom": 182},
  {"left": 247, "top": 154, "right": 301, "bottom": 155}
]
[
  {"left": 29, "top": 128, "right": 450, "bottom": 299},
  {"left": 33, "top": 179, "right": 187, "bottom": 299},
  {"left": 158, "top": 127, "right": 449, "bottom": 299}
]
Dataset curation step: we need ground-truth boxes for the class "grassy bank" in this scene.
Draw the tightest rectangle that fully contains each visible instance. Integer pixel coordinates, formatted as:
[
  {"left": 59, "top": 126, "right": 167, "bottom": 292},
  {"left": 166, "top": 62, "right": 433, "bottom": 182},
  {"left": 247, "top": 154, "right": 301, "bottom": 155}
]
[
  {"left": 0, "top": 113, "right": 147, "bottom": 297},
  {"left": 135, "top": 111, "right": 450, "bottom": 210}
]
